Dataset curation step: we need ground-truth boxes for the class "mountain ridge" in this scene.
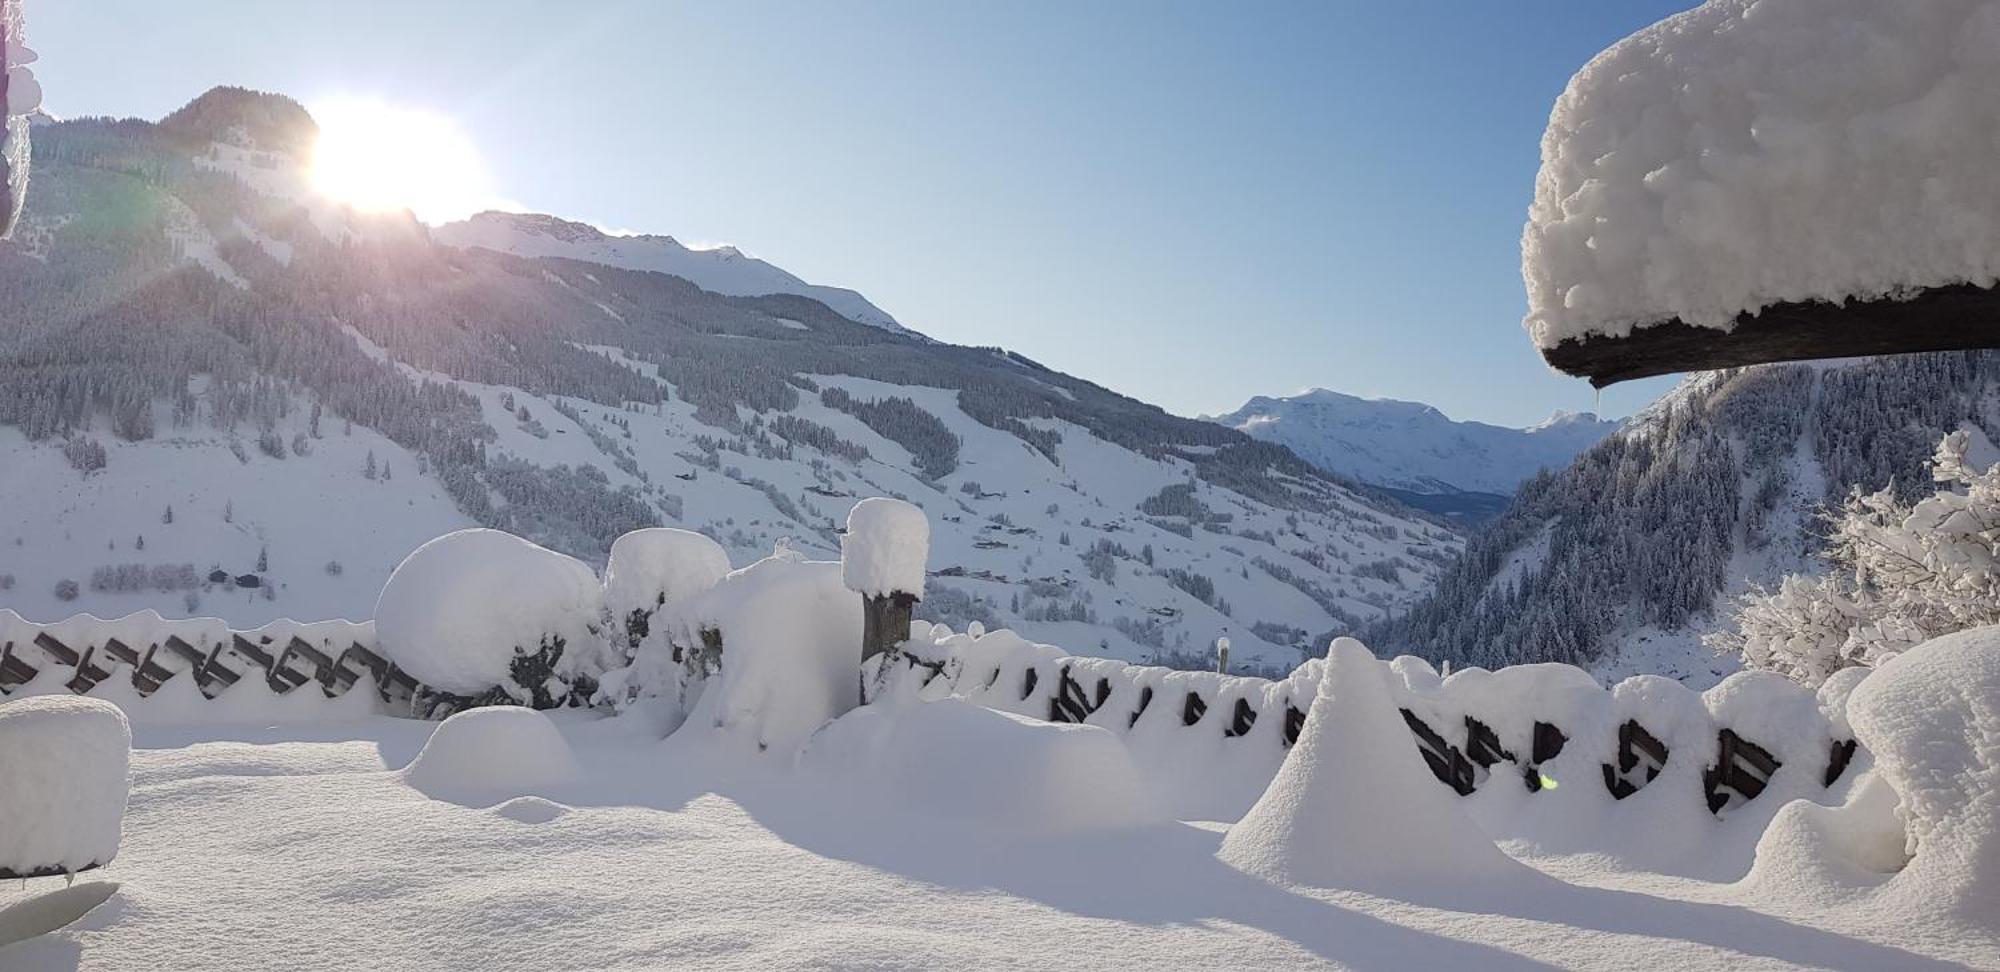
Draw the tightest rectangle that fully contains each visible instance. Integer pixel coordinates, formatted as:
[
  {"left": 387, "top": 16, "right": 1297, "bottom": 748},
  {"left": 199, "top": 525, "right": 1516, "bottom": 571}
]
[
  {"left": 433, "top": 210, "right": 909, "bottom": 335},
  {"left": 1375, "top": 351, "right": 2000, "bottom": 686},
  {"left": 1206, "top": 387, "right": 1619, "bottom": 499},
  {"left": 0, "top": 86, "right": 1463, "bottom": 674}
]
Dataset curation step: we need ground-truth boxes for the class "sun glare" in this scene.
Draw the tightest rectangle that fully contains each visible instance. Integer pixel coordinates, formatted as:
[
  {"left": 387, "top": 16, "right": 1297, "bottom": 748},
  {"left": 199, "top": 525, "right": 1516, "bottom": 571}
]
[{"left": 309, "top": 98, "right": 495, "bottom": 224}]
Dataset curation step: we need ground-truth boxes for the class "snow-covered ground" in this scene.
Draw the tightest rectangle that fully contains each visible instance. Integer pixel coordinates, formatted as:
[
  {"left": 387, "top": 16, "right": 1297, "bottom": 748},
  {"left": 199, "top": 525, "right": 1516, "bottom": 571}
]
[
  {"left": 0, "top": 355, "right": 1448, "bottom": 671},
  {"left": 1, "top": 495, "right": 1995, "bottom": 969},
  {"left": 0, "top": 701, "right": 1987, "bottom": 971}
]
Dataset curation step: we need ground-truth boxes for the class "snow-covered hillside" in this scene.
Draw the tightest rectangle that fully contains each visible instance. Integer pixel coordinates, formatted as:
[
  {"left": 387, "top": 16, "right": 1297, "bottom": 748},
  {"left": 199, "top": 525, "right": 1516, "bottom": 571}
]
[
  {"left": 434, "top": 211, "right": 909, "bottom": 335},
  {"left": 0, "top": 87, "right": 1461, "bottom": 673},
  {"left": 1379, "top": 351, "right": 2000, "bottom": 685},
  {"left": 1208, "top": 389, "right": 1616, "bottom": 500}
]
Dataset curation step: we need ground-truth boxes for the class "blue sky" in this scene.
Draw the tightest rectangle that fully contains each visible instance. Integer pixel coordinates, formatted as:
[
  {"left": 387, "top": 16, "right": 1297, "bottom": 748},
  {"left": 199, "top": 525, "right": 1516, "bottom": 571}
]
[{"left": 31, "top": 0, "right": 1697, "bottom": 427}]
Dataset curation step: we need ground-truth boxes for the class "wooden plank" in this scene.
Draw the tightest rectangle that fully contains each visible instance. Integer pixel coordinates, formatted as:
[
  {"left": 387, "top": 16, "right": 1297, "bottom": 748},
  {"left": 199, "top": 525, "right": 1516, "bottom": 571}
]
[{"left": 1542, "top": 283, "right": 2000, "bottom": 387}]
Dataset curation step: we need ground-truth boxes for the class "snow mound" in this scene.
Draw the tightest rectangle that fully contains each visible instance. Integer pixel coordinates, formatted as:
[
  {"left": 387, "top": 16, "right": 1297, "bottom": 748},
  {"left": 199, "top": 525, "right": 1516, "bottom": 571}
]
[
  {"left": 679, "top": 548, "right": 861, "bottom": 755},
  {"left": 803, "top": 698, "right": 1162, "bottom": 833},
  {"left": 1219, "top": 638, "right": 1527, "bottom": 889},
  {"left": 375, "top": 529, "right": 604, "bottom": 698},
  {"left": 0, "top": 696, "right": 131, "bottom": 876},
  {"left": 403, "top": 706, "right": 580, "bottom": 806},
  {"left": 841, "top": 497, "right": 929, "bottom": 597},
  {"left": 491, "top": 796, "right": 571, "bottom": 825},
  {"left": 602, "top": 528, "right": 731, "bottom": 634},
  {"left": 1524, "top": 0, "right": 2000, "bottom": 348},
  {"left": 1844, "top": 626, "right": 2000, "bottom": 926}
]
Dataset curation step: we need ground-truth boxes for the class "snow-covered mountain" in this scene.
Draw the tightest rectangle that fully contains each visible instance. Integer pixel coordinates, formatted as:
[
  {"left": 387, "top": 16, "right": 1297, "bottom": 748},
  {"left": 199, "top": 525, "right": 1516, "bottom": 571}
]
[
  {"left": 1376, "top": 352, "right": 2000, "bottom": 686},
  {"left": 0, "top": 86, "right": 1462, "bottom": 674},
  {"left": 433, "top": 211, "right": 909, "bottom": 335},
  {"left": 1207, "top": 389, "right": 1617, "bottom": 500}
]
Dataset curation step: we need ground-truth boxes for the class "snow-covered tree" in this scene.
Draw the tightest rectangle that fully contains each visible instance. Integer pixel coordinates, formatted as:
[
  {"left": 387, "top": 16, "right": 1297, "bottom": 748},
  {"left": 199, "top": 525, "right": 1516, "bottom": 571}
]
[{"left": 1711, "top": 432, "right": 2000, "bottom": 686}]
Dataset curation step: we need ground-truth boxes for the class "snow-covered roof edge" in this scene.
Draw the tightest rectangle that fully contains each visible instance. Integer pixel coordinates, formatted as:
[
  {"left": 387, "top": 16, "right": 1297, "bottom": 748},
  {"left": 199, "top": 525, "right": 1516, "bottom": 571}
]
[{"left": 1523, "top": 0, "right": 2000, "bottom": 355}]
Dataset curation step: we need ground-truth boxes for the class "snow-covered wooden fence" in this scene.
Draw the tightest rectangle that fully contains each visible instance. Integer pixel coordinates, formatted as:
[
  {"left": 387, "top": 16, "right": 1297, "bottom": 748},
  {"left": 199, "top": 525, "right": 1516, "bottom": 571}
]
[
  {"left": 0, "top": 613, "right": 414, "bottom": 710},
  {"left": 2, "top": 495, "right": 1861, "bottom": 818},
  {"left": 866, "top": 622, "right": 1861, "bottom": 816},
  {"left": 0, "top": 603, "right": 1854, "bottom": 816}
]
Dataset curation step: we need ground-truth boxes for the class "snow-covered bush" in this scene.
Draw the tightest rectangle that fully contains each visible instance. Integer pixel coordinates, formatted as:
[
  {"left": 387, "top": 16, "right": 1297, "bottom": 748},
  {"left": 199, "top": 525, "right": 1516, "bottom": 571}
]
[
  {"left": 0, "top": 696, "right": 131, "bottom": 876},
  {"left": 1712, "top": 432, "right": 2000, "bottom": 685},
  {"left": 375, "top": 529, "right": 606, "bottom": 710},
  {"left": 593, "top": 528, "right": 733, "bottom": 715},
  {"left": 601, "top": 527, "right": 731, "bottom": 653}
]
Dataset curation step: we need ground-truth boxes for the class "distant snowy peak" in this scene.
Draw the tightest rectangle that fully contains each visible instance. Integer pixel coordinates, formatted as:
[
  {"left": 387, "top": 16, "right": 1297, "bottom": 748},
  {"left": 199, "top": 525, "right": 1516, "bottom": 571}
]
[
  {"left": 433, "top": 211, "right": 910, "bottom": 335},
  {"left": 1208, "top": 388, "right": 1618, "bottom": 496}
]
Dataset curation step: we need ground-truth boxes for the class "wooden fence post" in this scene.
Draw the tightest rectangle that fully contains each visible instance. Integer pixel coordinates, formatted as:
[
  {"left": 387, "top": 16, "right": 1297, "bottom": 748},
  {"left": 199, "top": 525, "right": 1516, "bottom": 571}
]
[{"left": 861, "top": 591, "right": 919, "bottom": 666}]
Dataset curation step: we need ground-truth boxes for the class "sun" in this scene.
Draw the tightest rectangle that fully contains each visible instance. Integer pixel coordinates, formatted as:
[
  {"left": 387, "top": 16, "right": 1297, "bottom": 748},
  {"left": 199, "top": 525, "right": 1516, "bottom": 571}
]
[{"left": 308, "top": 97, "right": 495, "bottom": 224}]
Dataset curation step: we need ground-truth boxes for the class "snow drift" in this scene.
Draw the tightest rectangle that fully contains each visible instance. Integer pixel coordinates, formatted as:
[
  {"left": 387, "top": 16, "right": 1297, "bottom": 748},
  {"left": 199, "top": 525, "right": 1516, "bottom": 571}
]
[
  {"left": 804, "top": 698, "right": 1162, "bottom": 833},
  {"left": 1219, "top": 639, "right": 1526, "bottom": 889},
  {"left": 1525, "top": 0, "right": 2000, "bottom": 349},
  {"left": 0, "top": 696, "right": 130, "bottom": 876},
  {"left": 403, "top": 705, "right": 580, "bottom": 806},
  {"left": 677, "top": 546, "right": 861, "bottom": 754},
  {"left": 1741, "top": 625, "right": 2000, "bottom": 947},
  {"left": 1842, "top": 627, "right": 2000, "bottom": 926}
]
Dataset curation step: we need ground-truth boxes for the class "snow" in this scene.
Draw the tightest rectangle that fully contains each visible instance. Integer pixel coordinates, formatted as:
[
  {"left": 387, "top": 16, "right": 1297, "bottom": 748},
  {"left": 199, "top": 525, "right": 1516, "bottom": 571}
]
[
  {"left": 1210, "top": 389, "right": 1616, "bottom": 495},
  {"left": 402, "top": 706, "right": 581, "bottom": 807},
  {"left": 1839, "top": 626, "right": 2000, "bottom": 927},
  {"left": 1, "top": 640, "right": 1996, "bottom": 968},
  {"left": 0, "top": 610, "right": 388, "bottom": 725},
  {"left": 802, "top": 698, "right": 1162, "bottom": 833},
  {"left": 0, "top": 416, "right": 474, "bottom": 628},
  {"left": 1734, "top": 626, "right": 2000, "bottom": 955},
  {"left": 0, "top": 714, "right": 1980, "bottom": 970},
  {"left": 1525, "top": 0, "right": 2000, "bottom": 349},
  {"left": 160, "top": 197, "right": 247, "bottom": 289},
  {"left": 432, "top": 211, "right": 910, "bottom": 333},
  {"left": 1221, "top": 639, "right": 1527, "bottom": 889},
  {"left": 374, "top": 529, "right": 604, "bottom": 697},
  {"left": 0, "top": 349, "right": 1452, "bottom": 675},
  {"left": 677, "top": 548, "right": 861, "bottom": 754},
  {"left": 601, "top": 528, "right": 731, "bottom": 634},
  {"left": 0, "top": 696, "right": 130, "bottom": 876},
  {"left": 3, "top": 12, "right": 39, "bottom": 120},
  {"left": 840, "top": 497, "right": 929, "bottom": 596}
]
